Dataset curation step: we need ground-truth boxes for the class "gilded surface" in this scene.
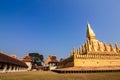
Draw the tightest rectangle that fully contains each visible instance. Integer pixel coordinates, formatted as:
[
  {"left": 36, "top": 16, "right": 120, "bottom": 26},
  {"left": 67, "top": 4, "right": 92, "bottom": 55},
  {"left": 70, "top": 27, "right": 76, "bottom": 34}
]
[{"left": 58, "top": 23, "right": 120, "bottom": 68}]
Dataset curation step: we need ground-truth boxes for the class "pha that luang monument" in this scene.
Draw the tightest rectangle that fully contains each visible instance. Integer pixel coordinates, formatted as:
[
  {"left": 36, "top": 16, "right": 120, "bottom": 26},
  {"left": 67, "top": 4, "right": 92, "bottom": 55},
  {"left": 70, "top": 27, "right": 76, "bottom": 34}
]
[{"left": 57, "top": 23, "right": 120, "bottom": 72}]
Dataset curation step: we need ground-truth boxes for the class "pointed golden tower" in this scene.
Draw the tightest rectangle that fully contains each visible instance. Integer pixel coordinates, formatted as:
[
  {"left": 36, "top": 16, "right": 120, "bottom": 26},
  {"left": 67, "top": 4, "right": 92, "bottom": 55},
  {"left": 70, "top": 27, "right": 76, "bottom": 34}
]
[
  {"left": 86, "top": 22, "right": 96, "bottom": 41},
  {"left": 115, "top": 42, "right": 119, "bottom": 53},
  {"left": 104, "top": 42, "right": 108, "bottom": 52},
  {"left": 110, "top": 43, "right": 114, "bottom": 52}
]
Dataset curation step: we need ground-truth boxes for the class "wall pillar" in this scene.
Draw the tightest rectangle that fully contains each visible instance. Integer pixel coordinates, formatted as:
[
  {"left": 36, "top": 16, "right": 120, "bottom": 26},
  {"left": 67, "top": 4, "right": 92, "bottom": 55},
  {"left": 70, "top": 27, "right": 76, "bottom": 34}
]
[
  {"left": 16, "top": 66, "right": 19, "bottom": 71},
  {"left": 3, "top": 64, "right": 7, "bottom": 72},
  {"left": 8, "top": 65, "right": 12, "bottom": 72},
  {"left": 16, "top": 66, "right": 18, "bottom": 71},
  {"left": 13, "top": 66, "right": 16, "bottom": 72}
]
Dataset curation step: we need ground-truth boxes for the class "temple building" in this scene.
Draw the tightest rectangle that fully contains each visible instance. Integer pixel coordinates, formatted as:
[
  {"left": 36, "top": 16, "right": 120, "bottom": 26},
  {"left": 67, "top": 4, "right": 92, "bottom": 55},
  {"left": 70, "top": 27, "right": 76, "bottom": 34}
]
[
  {"left": 0, "top": 52, "right": 28, "bottom": 73},
  {"left": 45, "top": 55, "right": 59, "bottom": 70},
  {"left": 0, "top": 52, "right": 33, "bottom": 73},
  {"left": 58, "top": 23, "right": 120, "bottom": 71},
  {"left": 22, "top": 55, "right": 32, "bottom": 71}
]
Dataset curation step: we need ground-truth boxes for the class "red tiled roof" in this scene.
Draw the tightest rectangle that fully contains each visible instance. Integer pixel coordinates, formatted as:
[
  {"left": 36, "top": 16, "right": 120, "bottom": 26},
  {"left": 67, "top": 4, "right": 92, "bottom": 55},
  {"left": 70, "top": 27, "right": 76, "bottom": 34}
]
[
  {"left": 49, "top": 56, "right": 59, "bottom": 63},
  {"left": 10, "top": 54, "right": 18, "bottom": 59},
  {"left": 50, "top": 56, "right": 57, "bottom": 60},
  {"left": 22, "top": 55, "right": 32, "bottom": 62},
  {"left": 48, "top": 60, "right": 59, "bottom": 63},
  {"left": 0, "top": 53, "right": 28, "bottom": 67}
]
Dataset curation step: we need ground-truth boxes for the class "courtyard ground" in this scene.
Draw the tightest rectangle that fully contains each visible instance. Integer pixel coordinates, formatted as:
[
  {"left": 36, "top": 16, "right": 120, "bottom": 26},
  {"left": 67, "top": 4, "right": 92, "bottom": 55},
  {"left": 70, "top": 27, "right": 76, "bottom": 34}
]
[{"left": 0, "top": 71, "right": 120, "bottom": 80}]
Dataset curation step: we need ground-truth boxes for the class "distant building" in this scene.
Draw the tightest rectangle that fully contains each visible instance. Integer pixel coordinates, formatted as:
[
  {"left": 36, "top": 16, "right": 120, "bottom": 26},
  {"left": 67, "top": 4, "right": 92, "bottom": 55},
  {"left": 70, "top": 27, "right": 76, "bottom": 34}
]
[
  {"left": 58, "top": 23, "right": 120, "bottom": 71},
  {"left": 10, "top": 54, "right": 19, "bottom": 59},
  {"left": 22, "top": 55, "right": 32, "bottom": 71},
  {"left": 45, "top": 55, "right": 59, "bottom": 70},
  {"left": 0, "top": 52, "right": 28, "bottom": 73}
]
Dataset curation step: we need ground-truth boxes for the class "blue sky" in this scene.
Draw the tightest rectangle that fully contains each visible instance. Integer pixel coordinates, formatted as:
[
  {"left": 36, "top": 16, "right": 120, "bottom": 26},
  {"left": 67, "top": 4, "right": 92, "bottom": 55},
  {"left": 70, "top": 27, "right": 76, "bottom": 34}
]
[{"left": 0, "top": 0, "right": 120, "bottom": 60}]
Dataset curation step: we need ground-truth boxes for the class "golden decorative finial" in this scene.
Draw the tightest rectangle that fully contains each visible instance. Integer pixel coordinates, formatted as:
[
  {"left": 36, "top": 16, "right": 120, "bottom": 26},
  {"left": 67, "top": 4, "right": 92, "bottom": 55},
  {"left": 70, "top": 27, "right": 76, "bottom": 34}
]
[
  {"left": 104, "top": 42, "right": 108, "bottom": 52},
  {"left": 86, "top": 22, "right": 96, "bottom": 40},
  {"left": 110, "top": 43, "right": 114, "bottom": 52},
  {"left": 115, "top": 42, "right": 119, "bottom": 53}
]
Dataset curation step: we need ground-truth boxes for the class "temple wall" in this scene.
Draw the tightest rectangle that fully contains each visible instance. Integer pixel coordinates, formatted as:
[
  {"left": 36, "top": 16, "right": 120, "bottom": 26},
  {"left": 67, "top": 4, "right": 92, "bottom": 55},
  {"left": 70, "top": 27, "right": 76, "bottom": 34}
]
[
  {"left": 58, "top": 56, "right": 74, "bottom": 68},
  {"left": 57, "top": 23, "right": 120, "bottom": 70},
  {"left": 0, "top": 63, "right": 27, "bottom": 73},
  {"left": 74, "top": 58, "right": 120, "bottom": 67},
  {"left": 58, "top": 61, "right": 74, "bottom": 68},
  {"left": 25, "top": 62, "right": 32, "bottom": 71}
]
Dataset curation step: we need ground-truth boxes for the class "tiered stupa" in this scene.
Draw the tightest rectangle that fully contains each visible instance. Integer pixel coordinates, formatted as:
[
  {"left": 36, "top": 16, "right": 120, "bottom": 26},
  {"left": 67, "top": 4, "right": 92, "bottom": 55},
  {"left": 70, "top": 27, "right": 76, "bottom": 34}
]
[
  {"left": 71, "top": 23, "right": 120, "bottom": 55},
  {"left": 57, "top": 23, "right": 120, "bottom": 72}
]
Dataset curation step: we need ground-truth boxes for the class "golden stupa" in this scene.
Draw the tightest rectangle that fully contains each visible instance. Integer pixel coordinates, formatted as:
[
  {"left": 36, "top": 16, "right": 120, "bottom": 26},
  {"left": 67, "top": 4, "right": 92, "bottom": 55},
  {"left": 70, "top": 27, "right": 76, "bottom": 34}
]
[{"left": 57, "top": 23, "right": 120, "bottom": 72}]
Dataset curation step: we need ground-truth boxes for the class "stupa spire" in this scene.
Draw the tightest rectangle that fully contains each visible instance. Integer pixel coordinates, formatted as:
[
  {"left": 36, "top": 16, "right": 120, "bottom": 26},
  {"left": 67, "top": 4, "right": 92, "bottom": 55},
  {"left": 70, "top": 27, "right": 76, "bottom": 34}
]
[{"left": 86, "top": 22, "right": 96, "bottom": 40}]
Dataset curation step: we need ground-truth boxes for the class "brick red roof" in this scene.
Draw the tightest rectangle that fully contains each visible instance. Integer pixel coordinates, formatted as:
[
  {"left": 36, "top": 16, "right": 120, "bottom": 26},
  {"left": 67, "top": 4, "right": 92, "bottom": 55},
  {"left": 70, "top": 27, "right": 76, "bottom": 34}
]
[
  {"left": 49, "top": 56, "right": 59, "bottom": 63},
  {"left": 0, "top": 52, "right": 28, "bottom": 67},
  {"left": 22, "top": 55, "right": 32, "bottom": 62},
  {"left": 10, "top": 54, "right": 18, "bottom": 59},
  {"left": 50, "top": 56, "right": 57, "bottom": 60},
  {"left": 48, "top": 60, "right": 59, "bottom": 63}
]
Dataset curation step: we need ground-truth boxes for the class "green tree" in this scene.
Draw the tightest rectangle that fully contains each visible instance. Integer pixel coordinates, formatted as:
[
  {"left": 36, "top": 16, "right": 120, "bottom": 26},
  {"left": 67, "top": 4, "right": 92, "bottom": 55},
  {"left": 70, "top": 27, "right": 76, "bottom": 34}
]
[
  {"left": 60, "top": 58, "right": 64, "bottom": 61},
  {"left": 29, "top": 53, "right": 44, "bottom": 66}
]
